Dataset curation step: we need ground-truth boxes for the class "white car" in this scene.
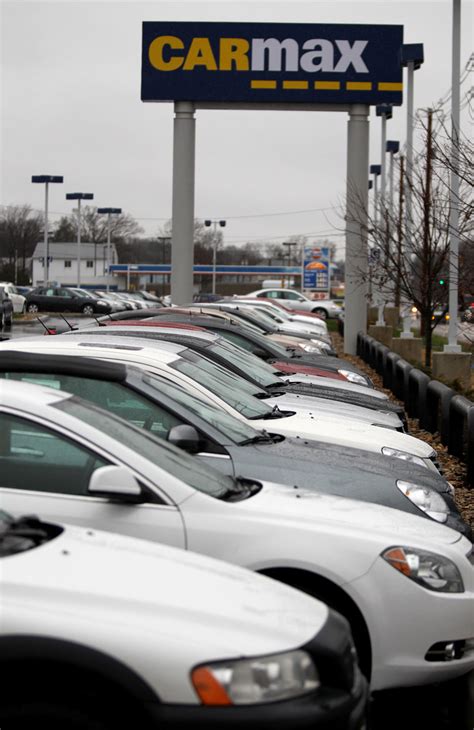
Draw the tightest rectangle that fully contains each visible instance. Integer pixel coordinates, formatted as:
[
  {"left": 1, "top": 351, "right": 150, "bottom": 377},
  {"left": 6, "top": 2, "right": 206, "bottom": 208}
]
[
  {"left": 230, "top": 299, "right": 330, "bottom": 340},
  {"left": 0, "top": 509, "right": 367, "bottom": 727},
  {"left": 238, "top": 297, "right": 332, "bottom": 331},
  {"left": 1, "top": 380, "right": 473, "bottom": 705},
  {"left": 0, "top": 282, "right": 26, "bottom": 313},
  {"left": 1, "top": 336, "right": 441, "bottom": 471},
  {"left": 246, "top": 288, "right": 342, "bottom": 319},
  {"left": 64, "top": 324, "right": 404, "bottom": 431}
]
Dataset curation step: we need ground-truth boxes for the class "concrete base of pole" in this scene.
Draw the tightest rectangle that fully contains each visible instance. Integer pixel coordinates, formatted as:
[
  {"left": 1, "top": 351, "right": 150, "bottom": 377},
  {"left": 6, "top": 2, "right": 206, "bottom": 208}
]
[
  {"left": 391, "top": 337, "right": 423, "bottom": 365},
  {"left": 443, "top": 343, "right": 462, "bottom": 354},
  {"left": 432, "top": 352, "right": 471, "bottom": 389},
  {"left": 368, "top": 324, "right": 393, "bottom": 348},
  {"left": 383, "top": 306, "right": 400, "bottom": 329}
]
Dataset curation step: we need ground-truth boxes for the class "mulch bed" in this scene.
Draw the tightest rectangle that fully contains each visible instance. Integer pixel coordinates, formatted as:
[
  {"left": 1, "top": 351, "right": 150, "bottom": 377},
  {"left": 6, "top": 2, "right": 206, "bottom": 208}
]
[{"left": 332, "top": 333, "right": 474, "bottom": 531}]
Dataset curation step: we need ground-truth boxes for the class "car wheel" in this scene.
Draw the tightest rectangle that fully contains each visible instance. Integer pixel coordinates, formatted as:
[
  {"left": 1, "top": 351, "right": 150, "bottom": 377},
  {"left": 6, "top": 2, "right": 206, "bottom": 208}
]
[
  {"left": 312, "top": 307, "right": 328, "bottom": 319},
  {"left": 82, "top": 304, "right": 95, "bottom": 316},
  {"left": 27, "top": 303, "right": 39, "bottom": 313},
  {"left": 0, "top": 701, "right": 111, "bottom": 730}
]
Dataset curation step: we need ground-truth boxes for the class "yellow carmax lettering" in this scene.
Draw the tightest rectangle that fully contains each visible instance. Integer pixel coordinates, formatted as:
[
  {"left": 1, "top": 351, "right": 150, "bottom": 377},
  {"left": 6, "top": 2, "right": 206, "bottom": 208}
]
[
  {"left": 149, "top": 36, "right": 184, "bottom": 71},
  {"left": 183, "top": 38, "right": 218, "bottom": 71},
  {"left": 219, "top": 38, "right": 250, "bottom": 71}
]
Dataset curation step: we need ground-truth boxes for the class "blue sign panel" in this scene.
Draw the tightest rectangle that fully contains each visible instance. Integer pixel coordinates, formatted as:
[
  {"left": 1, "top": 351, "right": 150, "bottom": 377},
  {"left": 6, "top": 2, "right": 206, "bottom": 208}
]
[
  {"left": 304, "top": 245, "right": 330, "bottom": 290},
  {"left": 142, "top": 22, "right": 403, "bottom": 106}
]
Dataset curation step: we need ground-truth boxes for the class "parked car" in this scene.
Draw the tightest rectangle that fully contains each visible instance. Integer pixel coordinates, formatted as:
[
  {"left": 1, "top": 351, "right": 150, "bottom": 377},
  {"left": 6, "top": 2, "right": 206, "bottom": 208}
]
[
  {"left": 231, "top": 297, "right": 330, "bottom": 339},
  {"left": 462, "top": 304, "right": 474, "bottom": 322},
  {"left": 246, "top": 288, "right": 342, "bottom": 319},
  {"left": 24, "top": 286, "right": 112, "bottom": 315},
  {"left": 94, "top": 290, "right": 131, "bottom": 311},
  {"left": 68, "top": 323, "right": 405, "bottom": 431},
  {"left": 1, "top": 379, "right": 473, "bottom": 707},
  {"left": 0, "top": 282, "right": 26, "bottom": 313},
  {"left": 0, "top": 286, "right": 14, "bottom": 329},
  {"left": 0, "top": 336, "right": 442, "bottom": 471},
  {"left": 0, "top": 509, "right": 367, "bottom": 728},
  {"left": 0, "top": 350, "right": 466, "bottom": 535}
]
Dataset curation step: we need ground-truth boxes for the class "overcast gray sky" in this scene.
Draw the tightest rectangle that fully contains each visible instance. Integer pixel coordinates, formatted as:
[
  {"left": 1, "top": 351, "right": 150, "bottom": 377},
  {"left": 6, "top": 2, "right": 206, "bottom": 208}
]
[{"left": 1, "top": 0, "right": 473, "bottom": 256}]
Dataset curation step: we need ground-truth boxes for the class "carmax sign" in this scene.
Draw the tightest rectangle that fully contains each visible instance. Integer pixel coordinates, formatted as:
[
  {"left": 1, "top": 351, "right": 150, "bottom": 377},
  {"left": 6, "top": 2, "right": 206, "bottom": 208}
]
[{"left": 141, "top": 22, "right": 404, "bottom": 105}]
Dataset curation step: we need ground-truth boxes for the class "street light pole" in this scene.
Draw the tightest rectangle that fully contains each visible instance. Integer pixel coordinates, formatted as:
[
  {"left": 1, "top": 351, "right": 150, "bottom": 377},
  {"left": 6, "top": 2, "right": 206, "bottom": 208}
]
[
  {"left": 66, "top": 192, "right": 94, "bottom": 288},
  {"left": 445, "top": 0, "right": 462, "bottom": 352},
  {"left": 97, "top": 207, "right": 122, "bottom": 292},
  {"left": 31, "top": 175, "right": 63, "bottom": 285},
  {"left": 204, "top": 219, "right": 226, "bottom": 294},
  {"left": 401, "top": 44, "right": 424, "bottom": 338}
]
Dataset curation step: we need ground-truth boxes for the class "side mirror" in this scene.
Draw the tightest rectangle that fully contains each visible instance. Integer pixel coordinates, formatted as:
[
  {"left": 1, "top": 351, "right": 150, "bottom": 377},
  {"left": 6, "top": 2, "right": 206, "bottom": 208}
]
[
  {"left": 167, "top": 424, "right": 200, "bottom": 453},
  {"left": 88, "top": 465, "right": 145, "bottom": 503}
]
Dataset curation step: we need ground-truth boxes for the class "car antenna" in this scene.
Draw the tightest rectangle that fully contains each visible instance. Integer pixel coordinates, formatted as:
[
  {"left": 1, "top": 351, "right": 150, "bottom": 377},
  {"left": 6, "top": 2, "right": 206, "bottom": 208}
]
[
  {"left": 91, "top": 316, "right": 106, "bottom": 327},
  {"left": 59, "top": 314, "right": 78, "bottom": 331}
]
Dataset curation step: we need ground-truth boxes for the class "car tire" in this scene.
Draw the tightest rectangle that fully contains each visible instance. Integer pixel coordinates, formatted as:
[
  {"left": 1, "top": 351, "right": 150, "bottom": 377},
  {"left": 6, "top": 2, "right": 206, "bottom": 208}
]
[
  {"left": 442, "top": 670, "right": 474, "bottom": 730},
  {"left": 82, "top": 304, "right": 95, "bottom": 316},
  {"left": 26, "top": 303, "right": 39, "bottom": 313},
  {"left": 312, "top": 307, "right": 328, "bottom": 319},
  {"left": 0, "top": 701, "right": 111, "bottom": 730}
]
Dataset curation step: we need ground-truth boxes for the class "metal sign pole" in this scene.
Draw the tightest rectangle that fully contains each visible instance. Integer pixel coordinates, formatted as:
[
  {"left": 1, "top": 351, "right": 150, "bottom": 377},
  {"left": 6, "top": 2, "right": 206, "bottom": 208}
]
[
  {"left": 171, "top": 101, "right": 196, "bottom": 305},
  {"left": 77, "top": 198, "right": 82, "bottom": 288},
  {"left": 344, "top": 104, "right": 370, "bottom": 355},
  {"left": 44, "top": 182, "right": 49, "bottom": 285}
]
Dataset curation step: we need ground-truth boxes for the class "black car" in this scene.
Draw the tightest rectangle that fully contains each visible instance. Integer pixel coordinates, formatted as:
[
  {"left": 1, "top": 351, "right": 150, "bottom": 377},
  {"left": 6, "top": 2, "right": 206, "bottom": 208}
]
[
  {"left": 25, "top": 287, "right": 112, "bottom": 315},
  {"left": 0, "top": 286, "right": 13, "bottom": 330},
  {"left": 0, "top": 350, "right": 468, "bottom": 538}
]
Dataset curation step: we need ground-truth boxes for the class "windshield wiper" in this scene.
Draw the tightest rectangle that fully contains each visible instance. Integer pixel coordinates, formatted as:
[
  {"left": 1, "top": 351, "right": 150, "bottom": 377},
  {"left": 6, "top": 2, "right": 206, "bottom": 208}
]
[
  {"left": 0, "top": 514, "right": 56, "bottom": 557},
  {"left": 255, "top": 404, "right": 292, "bottom": 420},
  {"left": 240, "top": 430, "right": 284, "bottom": 445}
]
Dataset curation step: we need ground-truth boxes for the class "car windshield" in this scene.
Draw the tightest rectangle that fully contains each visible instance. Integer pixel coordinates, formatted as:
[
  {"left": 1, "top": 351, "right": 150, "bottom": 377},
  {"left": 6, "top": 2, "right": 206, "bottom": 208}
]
[
  {"left": 53, "top": 396, "right": 235, "bottom": 499},
  {"left": 170, "top": 350, "right": 272, "bottom": 419},
  {"left": 72, "top": 289, "right": 95, "bottom": 299},
  {"left": 141, "top": 371, "right": 259, "bottom": 444},
  {"left": 207, "top": 340, "right": 281, "bottom": 388}
]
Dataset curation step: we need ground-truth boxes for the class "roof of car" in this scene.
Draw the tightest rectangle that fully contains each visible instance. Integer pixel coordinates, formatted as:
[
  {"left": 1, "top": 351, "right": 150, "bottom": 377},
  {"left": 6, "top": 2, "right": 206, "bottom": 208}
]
[
  {"left": 0, "top": 350, "right": 128, "bottom": 381},
  {"left": 0, "top": 335, "right": 187, "bottom": 361}
]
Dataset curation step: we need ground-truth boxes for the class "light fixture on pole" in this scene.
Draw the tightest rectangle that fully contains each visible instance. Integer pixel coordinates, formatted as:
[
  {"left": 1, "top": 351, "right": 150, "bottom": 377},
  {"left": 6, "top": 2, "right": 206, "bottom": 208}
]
[
  {"left": 31, "top": 175, "right": 63, "bottom": 285},
  {"left": 97, "top": 208, "right": 122, "bottom": 291},
  {"left": 401, "top": 43, "right": 424, "bottom": 338},
  {"left": 204, "top": 219, "right": 226, "bottom": 294},
  {"left": 66, "top": 192, "right": 94, "bottom": 288}
]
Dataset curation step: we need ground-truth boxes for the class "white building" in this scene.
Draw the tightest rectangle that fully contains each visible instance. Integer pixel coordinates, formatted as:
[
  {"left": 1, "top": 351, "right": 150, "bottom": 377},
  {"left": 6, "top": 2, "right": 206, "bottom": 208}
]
[{"left": 32, "top": 242, "right": 118, "bottom": 288}]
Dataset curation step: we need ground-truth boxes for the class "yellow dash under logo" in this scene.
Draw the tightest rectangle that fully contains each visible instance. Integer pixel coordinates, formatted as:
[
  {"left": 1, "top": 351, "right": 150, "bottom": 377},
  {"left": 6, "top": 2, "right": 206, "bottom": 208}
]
[
  {"left": 346, "top": 81, "right": 372, "bottom": 91},
  {"left": 251, "top": 80, "right": 277, "bottom": 89},
  {"left": 282, "top": 80, "right": 308, "bottom": 90},
  {"left": 314, "top": 81, "right": 340, "bottom": 90},
  {"left": 378, "top": 82, "right": 403, "bottom": 91}
]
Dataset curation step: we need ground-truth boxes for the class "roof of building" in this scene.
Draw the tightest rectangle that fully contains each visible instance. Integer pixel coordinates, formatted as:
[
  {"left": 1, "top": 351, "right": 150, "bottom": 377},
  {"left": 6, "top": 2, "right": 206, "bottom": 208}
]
[{"left": 32, "top": 242, "right": 116, "bottom": 259}]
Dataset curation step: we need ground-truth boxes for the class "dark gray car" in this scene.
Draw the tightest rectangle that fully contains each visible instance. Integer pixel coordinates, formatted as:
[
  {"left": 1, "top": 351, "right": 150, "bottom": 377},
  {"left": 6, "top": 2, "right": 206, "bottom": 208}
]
[{"left": 0, "top": 350, "right": 469, "bottom": 538}]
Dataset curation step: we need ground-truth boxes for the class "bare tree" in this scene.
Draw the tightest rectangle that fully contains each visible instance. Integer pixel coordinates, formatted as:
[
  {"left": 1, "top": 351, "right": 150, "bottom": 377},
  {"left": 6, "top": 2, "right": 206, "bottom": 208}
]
[
  {"left": 0, "top": 205, "right": 43, "bottom": 283},
  {"left": 52, "top": 206, "right": 142, "bottom": 243},
  {"left": 363, "top": 109, "right": 473, "bottom": 367}
]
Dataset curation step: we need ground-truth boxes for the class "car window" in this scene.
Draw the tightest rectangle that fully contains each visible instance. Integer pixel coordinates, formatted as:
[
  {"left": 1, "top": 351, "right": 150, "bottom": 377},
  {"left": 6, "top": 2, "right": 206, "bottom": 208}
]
[
  {"left": 58, "top": 288, "right": 74, "bottom": 298},
  {"left": 54, "top": 396, "right": 234, "bottom": 499},
  {"left": 170, "top": 350, "right": 271, "bottom": 420},
  {"left": 208, "top": 341, "right": 280, "bottom": 388},
  {"left": 45, "top": 288, "right": 55, "bottom": 297},
  {"left": 0, "top": 373, "right": 184, "bottom": 438},
  {"left": 265, "top": 291, "right": 277, "bottom": 299},
  {"left": 0, "top": 413, "right": 110, "bottom": 495},
  {"left": 285, "top": 291, "right": 301, "bottom": 300}
]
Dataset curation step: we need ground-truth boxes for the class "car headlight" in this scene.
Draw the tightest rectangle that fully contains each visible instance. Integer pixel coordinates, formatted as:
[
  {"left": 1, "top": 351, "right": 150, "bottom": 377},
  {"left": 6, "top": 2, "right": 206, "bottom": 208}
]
[
  {"left": 382, "top": 546, "right": 464, "bottom": 593},
  {"left": 396, "top": 480, "right": 449, "bottom": 523},
  {"left": 191, "top": 650, "right": 319, "bottom": 705},
  {"left": 338, "top": 369, "right": 370, "bottom": 386},
  {"left": 381, "top": 446, "right": 429, "bottom": 469},
  {"left": 299, "top": 343, "right": 322, "bottom": 353}
]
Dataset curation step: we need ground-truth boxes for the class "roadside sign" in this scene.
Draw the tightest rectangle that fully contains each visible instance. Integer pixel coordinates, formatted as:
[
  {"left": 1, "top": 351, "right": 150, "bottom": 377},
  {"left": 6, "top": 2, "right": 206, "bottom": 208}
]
[
  {"left": 304, "top": 245, "right": 330, "bottom": 290},
  {"left": 142, "top": 22, "right": 403, "bottom": 106}
]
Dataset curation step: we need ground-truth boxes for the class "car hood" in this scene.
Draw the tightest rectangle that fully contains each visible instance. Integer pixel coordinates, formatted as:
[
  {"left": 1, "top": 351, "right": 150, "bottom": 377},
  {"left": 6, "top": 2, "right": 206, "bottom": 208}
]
[
  {"left": 265, "top": 393, "right": 401, "bottom": 428},
  {"left": 248, "top": 411, "right": 435, "bottom": 458},
  {"left": 235, "top": 483, "right": 462, "bottom": 548},
  {"left": 237, "top": 437, "right": 448, "bottom": 491},
  {"left": 2, "top": 523, "right": 326, "bottom": 656},
  {"left": 283, "top": 374, "right": 388, "bottom": 400}
]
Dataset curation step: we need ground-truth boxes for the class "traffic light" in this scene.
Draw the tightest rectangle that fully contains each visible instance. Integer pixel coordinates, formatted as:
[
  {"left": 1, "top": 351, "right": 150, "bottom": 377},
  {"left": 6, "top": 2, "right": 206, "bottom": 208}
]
[{"left": 439, "top": 278, "right": 445, "bottom": 285}]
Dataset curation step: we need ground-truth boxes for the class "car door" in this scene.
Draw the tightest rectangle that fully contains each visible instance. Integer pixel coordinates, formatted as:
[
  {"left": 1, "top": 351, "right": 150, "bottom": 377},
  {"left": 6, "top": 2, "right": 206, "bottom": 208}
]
[
  {"left": 0, "top": 410, "right": 186, "bottom": 548},
  {"left": 56, "top": 287, "right": 80, "bottom": 312}
]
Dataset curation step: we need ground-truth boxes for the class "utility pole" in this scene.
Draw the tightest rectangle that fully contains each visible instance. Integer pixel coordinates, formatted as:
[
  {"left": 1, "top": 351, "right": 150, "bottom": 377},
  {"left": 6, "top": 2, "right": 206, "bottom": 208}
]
[
  {"left": 395, "top": 155, "right": 405, "bottom": 307},
  {"left": 421, "top": 109, "right": 434, "bottom": 366}
]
